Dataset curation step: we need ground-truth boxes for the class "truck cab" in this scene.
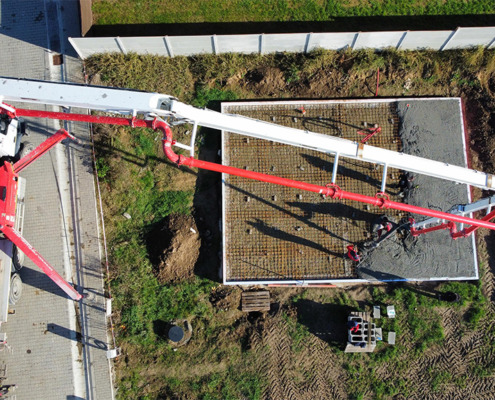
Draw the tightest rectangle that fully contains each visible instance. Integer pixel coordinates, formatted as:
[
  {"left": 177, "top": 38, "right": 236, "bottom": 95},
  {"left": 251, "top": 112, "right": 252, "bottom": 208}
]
[{"left": 0, "top": 113, "right": 26, "bottom": 159}]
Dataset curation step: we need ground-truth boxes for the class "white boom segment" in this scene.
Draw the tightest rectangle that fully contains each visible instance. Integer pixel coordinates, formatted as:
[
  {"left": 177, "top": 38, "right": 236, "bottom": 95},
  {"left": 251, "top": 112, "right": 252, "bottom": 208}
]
[
  {"left": 0, "top": 77, "right": 174, "bottom": 116},
  {"left": 1, "top": 77, "right": 494, "bottom": 191}
]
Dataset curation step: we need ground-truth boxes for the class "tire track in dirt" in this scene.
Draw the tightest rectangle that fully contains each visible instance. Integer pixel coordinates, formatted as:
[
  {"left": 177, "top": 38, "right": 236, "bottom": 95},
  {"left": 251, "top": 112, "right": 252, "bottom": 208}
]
[
  {"left": 300, "top": 335, "right": 347, "bottom": 400},
  {"left": 250, "top": 310, "right": 349, "bottom": 400},
  {"left": 297, "top": 336, "right": 331, "bottom": 400},
  {"left": 465, "top": 377, "right": 495, "bottom": 400},
  {"left": 409, "top": 305, "right": 495, "bottom": 400},
  {"left": 439, "top": 308, "right": 466, "bottom": 375},
  {"left": 461, "top": 331, "right": 487, "bottom": 364},
  {"left": 252, "top": 315, "right": 301, "bottom": 400}
]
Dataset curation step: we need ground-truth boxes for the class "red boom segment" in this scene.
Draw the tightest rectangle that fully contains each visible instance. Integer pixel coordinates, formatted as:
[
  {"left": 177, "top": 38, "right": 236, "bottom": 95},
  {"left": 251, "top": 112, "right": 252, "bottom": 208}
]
[
  {"left": 0, "top": 123, "right": 82, "bottom": 301},
  {"left": 12, "top": 108, "right": 495, "bottom": 233},
  {"left": 13, "top": 129, "right": 74, "bottom": 173},
  {"left": 157, "top": 119, "right": 495, "bottom": 232},
  {"left": 2, "top": 226, "right": 82, "bottom": 301}
]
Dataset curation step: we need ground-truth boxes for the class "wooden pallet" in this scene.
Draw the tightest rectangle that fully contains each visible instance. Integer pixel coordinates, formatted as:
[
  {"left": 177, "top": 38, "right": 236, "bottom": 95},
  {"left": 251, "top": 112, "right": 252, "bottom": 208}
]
[{"left": 241, "top": 291, "right": 270, "bottom": 312}]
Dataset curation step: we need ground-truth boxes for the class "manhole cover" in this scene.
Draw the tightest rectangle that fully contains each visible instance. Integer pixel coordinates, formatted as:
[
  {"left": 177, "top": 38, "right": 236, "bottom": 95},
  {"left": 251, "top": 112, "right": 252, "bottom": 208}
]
[{"left": 168, "top": 326, "right": 184, "bottom": 343}]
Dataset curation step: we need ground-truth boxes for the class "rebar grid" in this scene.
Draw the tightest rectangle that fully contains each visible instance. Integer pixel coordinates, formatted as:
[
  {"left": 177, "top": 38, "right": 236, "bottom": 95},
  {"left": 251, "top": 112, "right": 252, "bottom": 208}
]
[{"left": 223, "top": 102, "right": 404, "bottom": 282}]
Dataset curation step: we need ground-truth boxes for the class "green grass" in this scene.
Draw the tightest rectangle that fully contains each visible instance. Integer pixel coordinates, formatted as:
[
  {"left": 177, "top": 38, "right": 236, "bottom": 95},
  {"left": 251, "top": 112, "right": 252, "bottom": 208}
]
[
  {"left": 281, "top": 310, "right": 311, "bottom": 352},
  {"left": 93, "top": 0, "right": 495, "bottom": 25},
  {"left": 191, "top": 84, "right": 239, "bottom": 108}
]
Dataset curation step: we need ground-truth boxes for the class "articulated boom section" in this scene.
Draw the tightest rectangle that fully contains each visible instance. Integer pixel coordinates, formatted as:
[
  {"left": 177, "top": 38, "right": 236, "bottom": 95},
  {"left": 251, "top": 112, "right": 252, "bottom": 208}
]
[
  {"left": 0, "top": 114, "right": 82, "bottom": 301},
  {"left": 410, "top": 194, "right": 495, "bottom": 239},
  {"left": 1, "top": 77, "right": 494, "bottom": 191},
  {"left": 1, "top": 77, "right": 495, "bottom": 240}
]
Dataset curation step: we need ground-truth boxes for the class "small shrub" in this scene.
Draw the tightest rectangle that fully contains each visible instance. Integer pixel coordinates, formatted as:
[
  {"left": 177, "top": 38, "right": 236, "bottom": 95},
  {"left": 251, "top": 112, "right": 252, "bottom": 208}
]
[
  {"left": 96, "top": 157, "right": 110, "bottom": 179},
  {"left": 192, "top": 84, "right": 238, "bottom": 108},
  {"left": 284, "top": 63, "right": 301, "bottom": 84},
  {"left": 430, "top": 370, "right": 452, "bottom": 392},
  {"left": 465, "top": 304, "right": 486, "bottom": 328}
]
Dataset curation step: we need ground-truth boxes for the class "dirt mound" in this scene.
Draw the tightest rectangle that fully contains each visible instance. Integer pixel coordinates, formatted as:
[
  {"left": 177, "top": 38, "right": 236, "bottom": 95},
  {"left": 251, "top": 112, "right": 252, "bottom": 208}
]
[
  {"left": 156, "top": 214, "right": 200, "bottom": 283},
  {"left": 243, "top": 67, "right": 286, "bottom": 96}
]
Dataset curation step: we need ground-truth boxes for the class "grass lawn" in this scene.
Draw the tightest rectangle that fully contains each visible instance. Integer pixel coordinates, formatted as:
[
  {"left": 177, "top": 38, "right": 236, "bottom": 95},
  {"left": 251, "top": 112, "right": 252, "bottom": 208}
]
[{"left": 92, "top": 0, "right": 495, "bottom": 25}]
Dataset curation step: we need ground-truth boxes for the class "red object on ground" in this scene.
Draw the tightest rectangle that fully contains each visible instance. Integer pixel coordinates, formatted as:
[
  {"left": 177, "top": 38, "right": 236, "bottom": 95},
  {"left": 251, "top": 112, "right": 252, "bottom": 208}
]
[
  {"left": 350, "top": 324, "right": 360, "bottom": 333},
  {"left": 357, "top": 126, "right": 382, "bottom": 144}
]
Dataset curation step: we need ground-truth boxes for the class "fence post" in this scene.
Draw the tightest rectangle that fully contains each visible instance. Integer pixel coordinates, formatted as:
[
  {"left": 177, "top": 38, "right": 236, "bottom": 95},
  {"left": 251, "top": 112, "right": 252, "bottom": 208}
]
[
  {"left": 115, "top": 37, "right": 127, "bottom": 55},
  {"left": 396, "top": 31, "right": 408, "bottom": 50},
  {"left": 440, "top": 27, "right": 459, "bottom": 51},
  {"left": 305, "top": 33, "right": 313, "bottom": 54},
  {"left": 259, "top": 34, "right": 264, "bottom": 54},
  {"left": 488, "top": 36, "right": 495, "bottom": 49},
  {"left": 212, "top": 34, "right": 219, "bottom": 55},
  {"left": 350, "top": 32, "right": 360, "bottom": 50},
  {"left": 163, "top": 36, "right": 174, "bottom": 57}
]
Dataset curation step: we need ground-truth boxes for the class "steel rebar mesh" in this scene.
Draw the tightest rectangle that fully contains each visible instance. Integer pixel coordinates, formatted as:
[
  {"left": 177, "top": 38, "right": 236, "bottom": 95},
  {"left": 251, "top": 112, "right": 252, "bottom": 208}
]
[{"left": 223, "top": 102, "right": 403, "bottom": 282}]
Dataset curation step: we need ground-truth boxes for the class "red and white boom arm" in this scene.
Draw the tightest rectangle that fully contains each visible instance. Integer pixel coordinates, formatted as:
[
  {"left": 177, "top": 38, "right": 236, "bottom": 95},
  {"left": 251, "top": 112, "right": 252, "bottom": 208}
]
[
  {"left": 0, "top": 119, "right": 82, "bottom": 301},
  {"left": 1, "top": 77, "right": 494, "bottom": 191},
  {"left": 1, "top": 77, "right": 494, "bottom": 236}
]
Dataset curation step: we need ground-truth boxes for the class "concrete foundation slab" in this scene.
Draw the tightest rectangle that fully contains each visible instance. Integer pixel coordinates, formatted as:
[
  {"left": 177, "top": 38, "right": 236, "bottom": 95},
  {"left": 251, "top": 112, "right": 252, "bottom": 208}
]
[{"left": 221, "top": 98, "right": 477, "bottom": 285}]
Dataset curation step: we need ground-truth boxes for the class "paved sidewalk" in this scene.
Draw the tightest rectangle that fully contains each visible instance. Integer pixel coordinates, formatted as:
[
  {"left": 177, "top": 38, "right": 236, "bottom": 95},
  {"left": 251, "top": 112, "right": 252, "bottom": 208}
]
[{"left": 0, "top": 1, "right": 114, "bottom": 399}]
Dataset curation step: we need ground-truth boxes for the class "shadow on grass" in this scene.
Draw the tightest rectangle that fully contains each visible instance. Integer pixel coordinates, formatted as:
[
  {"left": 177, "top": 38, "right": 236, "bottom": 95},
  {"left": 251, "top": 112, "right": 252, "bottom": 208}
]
[
  {"left": 295, "top": 299, "right": 356, "bottom": 348},
  {"left": 87, "top": 15, "right": 495, "bottom": 38},
  {"left": 153, "top": 320, "right": 172, "bottom": 339},
  {"left": 192, "top": 127, "right": 223, "bottom": 282}
]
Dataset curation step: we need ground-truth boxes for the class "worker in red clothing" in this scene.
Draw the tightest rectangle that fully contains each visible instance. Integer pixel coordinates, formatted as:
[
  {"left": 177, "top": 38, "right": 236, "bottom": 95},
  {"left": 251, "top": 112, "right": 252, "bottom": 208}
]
[
  {"left": 346, "top": 245, "right": 361, "bottom": 262},
  {"left": 377, "top": 217, "right": 392, "bottom": 238},
  {"left": 348, "top": 320, "right": 361, "bottom": 333}
]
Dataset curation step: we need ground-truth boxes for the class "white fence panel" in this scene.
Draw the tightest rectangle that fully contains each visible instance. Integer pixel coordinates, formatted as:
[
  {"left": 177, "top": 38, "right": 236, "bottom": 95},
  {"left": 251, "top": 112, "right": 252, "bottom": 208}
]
[
  {"left": 443, "top": 27, "right": 495, "bottom": 50},
  {"left": 168, "top": 35, "right": 213, "bottom": 56},
  {"left": 262, "top": 33, "right": 307, "bottom": 53},
  {"left": 310, "top": 32, "right": 356, "bottom": 51},
  {"left": 217, "top": 34, "right": 260, "bottom": 54},
  {"left": 71, "top": 37, "right": 120, "bottom": 58},
  {"left": 120, "top": 37, "right": 169, "bottom": 56},
  {"left": 69, "top": 26, "right": 495, "bottom": 59},
  {"left": 399, "top": 30, "right": 452, "bottom": 50},
  {"left": 353, "top": 31, "right": 405, "bottom": 50}
]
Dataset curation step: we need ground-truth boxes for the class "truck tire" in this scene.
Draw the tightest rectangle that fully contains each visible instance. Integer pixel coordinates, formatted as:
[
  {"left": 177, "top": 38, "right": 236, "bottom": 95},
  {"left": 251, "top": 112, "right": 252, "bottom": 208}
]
[
  {"left": 18, "top": 141, "right": 35, "bottom": 160},
  {"left": 9, "top": 273, "right": 22, "bottom": 305},
  {"left": 12, "top": 245, "right": 24, "bottom": 272}
]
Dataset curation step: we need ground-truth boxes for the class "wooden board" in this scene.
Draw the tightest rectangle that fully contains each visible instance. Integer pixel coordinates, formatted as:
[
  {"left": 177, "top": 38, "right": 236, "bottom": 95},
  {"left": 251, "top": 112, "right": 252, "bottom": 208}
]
[
  {"left": 345, "top": 342, "right": 376, "bottom": 353},
  {"left": 242, "top": 291, "right": 270, "bottom": 312}
]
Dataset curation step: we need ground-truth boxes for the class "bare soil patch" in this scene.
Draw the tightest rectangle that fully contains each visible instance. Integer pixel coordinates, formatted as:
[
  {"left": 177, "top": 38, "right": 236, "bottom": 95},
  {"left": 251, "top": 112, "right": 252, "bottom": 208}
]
[{"left": 153, "top": 214, "right": 200, "bottom": 283}]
